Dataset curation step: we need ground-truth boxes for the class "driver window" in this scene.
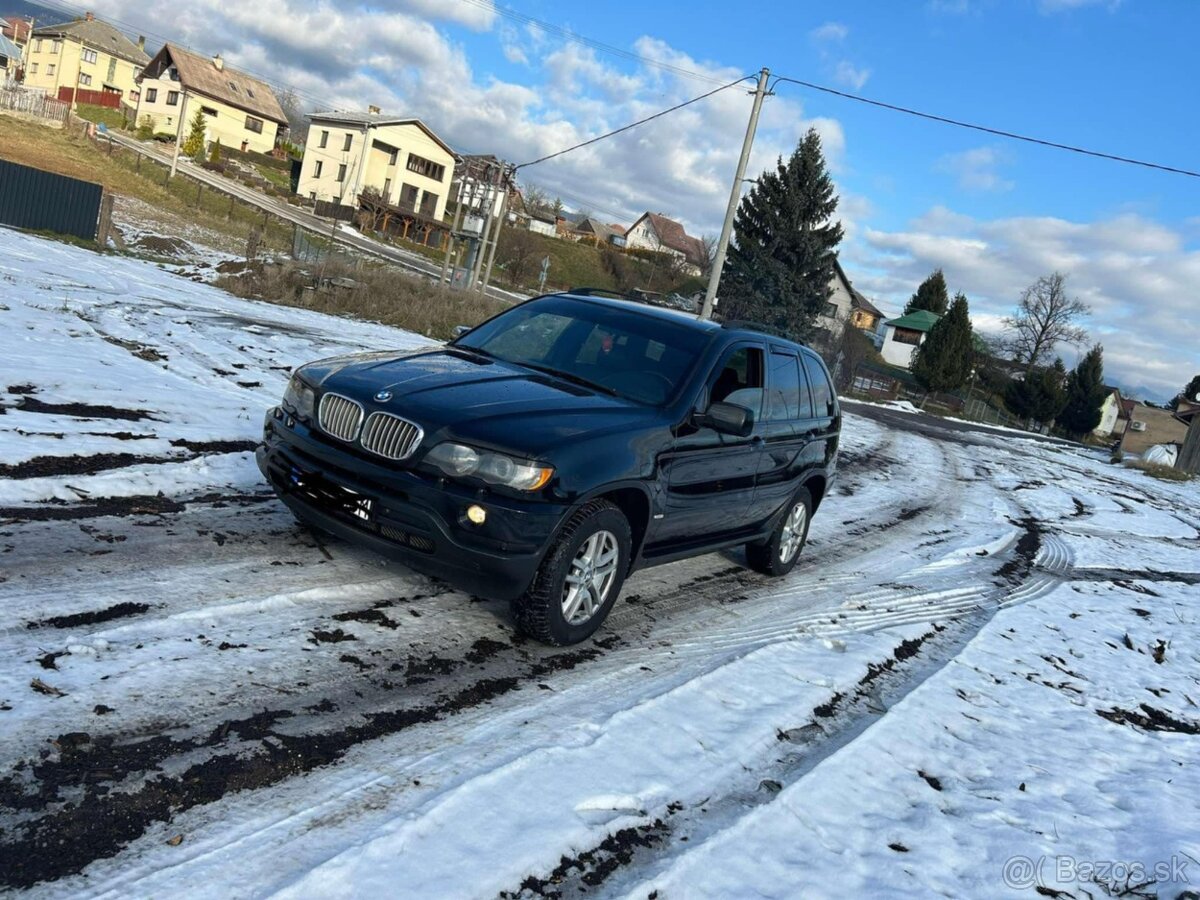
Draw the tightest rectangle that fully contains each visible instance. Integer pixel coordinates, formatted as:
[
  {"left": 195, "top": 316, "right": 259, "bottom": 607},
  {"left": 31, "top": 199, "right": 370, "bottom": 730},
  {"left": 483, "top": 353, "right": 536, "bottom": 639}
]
[{"left": 708, "top": 346, "right": 764, "bottom": 418}]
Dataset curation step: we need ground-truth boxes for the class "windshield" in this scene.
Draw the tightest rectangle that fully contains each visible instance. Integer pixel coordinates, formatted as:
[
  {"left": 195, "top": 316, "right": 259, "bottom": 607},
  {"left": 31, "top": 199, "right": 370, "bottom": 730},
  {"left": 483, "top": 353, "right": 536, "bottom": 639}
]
[{"left": 454, "top": 296, "right": 710, "bottom": 405}]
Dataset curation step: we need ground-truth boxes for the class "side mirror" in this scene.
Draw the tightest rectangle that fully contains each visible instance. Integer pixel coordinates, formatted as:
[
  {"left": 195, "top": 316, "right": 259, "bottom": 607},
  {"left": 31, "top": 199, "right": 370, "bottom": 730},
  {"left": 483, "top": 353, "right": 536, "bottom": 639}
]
[
  {"left": 703, "top": 401, "right": 754, "bottom": 437},
  {"left": 453, "top": 324, "right": 471, "bottom": 338}
]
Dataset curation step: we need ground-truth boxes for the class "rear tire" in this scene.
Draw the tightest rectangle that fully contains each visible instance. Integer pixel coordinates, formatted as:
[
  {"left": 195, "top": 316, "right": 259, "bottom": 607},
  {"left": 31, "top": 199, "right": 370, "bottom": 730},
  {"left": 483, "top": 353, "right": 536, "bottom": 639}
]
[
  {"left": 746, "top": 487, "right": 813, "bottom": 577},
  {"left": 513, "top": 500, "right": 631, "bottom": 645}
]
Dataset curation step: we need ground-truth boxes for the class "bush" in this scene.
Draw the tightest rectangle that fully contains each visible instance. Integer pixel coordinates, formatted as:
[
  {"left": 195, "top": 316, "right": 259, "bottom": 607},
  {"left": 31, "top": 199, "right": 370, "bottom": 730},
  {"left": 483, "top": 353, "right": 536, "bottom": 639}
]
[
  {"left": 153, "top": 132, "right": 175, "bottom": 143},
  {"left": 1127, "top": 459, "right": 1190, "bottom": 482},
  {"left": 136, "top": 115, "right": 155, "bottom": 140}
]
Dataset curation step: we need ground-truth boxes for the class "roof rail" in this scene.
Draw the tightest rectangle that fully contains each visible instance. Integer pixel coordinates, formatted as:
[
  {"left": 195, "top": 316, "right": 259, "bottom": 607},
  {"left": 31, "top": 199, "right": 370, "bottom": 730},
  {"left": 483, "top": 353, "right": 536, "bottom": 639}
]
[
  {"left": 566, "top": 286, "right": 632, "bottom": 299},
  {"left": 718, "top": 319, "right": 804, "bottom": 343}
]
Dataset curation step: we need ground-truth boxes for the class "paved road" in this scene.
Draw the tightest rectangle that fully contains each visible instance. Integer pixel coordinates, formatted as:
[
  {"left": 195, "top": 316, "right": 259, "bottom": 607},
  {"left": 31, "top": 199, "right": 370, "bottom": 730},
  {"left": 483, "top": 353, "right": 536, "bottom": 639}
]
[
  {"left": 841, "top": 398, "right": 1086, "bottom": 449},
  {"left": 104, "top": 132, "right": 526, "bottom": 305}
]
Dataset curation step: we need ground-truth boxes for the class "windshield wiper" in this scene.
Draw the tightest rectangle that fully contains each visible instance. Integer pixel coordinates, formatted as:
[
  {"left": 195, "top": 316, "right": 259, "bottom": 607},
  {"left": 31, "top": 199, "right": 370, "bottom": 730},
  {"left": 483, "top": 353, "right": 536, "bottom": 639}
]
[{"left": 519, "top": 362, "right": 621, "bottom": 397}]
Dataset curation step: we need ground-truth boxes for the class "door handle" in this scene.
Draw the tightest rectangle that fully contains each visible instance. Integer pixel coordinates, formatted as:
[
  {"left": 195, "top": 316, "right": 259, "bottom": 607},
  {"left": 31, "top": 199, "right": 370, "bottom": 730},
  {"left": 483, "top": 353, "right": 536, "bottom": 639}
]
[{"left": 750, "top": 436, "right": 765, "bottom": 449}]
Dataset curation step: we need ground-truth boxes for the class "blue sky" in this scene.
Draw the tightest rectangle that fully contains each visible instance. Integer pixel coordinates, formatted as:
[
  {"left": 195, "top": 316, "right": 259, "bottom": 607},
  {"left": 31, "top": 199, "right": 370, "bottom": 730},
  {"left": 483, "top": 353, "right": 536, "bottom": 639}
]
[{"left": 11, "top": 0, "right": 1199, "bottom": 399}]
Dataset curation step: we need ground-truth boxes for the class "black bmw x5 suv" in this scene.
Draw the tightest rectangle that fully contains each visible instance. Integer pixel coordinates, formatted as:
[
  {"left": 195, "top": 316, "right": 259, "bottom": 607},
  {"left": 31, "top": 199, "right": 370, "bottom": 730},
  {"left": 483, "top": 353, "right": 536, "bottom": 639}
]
[{"left": 258, "top": 292, "right": 840, "bottom": 644}]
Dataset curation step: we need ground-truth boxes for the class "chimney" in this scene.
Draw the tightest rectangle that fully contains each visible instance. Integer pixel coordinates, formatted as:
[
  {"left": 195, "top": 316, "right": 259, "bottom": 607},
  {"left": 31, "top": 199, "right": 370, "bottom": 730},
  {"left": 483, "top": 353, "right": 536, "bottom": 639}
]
[
  {"left": 213, "top": 53, "right": 223, "bottom": 71},
  {"left": 368, "top": 105, "right": 380, "bottom": 115},
  {"left": 137, "top": 35, "right": 145, "bottom": 51},
  {"left": 84, "top": 10, "right": 94, "bottom": 20}
]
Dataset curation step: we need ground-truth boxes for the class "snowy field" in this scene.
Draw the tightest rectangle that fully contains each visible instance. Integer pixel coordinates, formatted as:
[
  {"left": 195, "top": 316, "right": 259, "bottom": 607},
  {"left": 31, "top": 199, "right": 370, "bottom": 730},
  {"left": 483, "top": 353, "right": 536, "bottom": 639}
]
[{"left": 1, "top": 226, "right": 1198, "bottom": 898}]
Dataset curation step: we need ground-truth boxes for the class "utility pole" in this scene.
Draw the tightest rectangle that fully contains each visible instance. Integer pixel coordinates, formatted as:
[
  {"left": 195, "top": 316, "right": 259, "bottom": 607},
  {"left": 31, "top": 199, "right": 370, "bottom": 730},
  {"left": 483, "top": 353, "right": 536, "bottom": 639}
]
[
  {"left": 480, "top": 165, "right": 512, "bottom": 293},
  {"left": 698, "top": 67, "right": 769, "bottom": 321},
  {"left": 169, "top": 91, "right": 188, "bottom": 178}
]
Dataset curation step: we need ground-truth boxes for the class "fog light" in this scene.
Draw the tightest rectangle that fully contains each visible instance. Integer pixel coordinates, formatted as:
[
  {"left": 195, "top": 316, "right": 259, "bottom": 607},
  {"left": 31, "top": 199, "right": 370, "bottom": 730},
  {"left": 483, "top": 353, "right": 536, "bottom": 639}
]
[{"left": 466, "top": 504, "right": 487, "bottom": 525}]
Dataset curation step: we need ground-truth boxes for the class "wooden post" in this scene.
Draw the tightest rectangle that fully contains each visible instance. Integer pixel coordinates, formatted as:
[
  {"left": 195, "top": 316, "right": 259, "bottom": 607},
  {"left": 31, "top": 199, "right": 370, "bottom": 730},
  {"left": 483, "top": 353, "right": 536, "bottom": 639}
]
[
  {"left": 96, "top": 192, "right": 114, "bottom": 246},
  {"left": 228, "top": 195, "right": 235, "bottom": 220},
  {"left": 195, "top": 183, "right": 203, "bottom": 207},
  {"left": 1178, "top": 417, "right": 1200, "bottom": 475},
  {"left": 135, "top": 152, "right": 141, "bottom": 174}
]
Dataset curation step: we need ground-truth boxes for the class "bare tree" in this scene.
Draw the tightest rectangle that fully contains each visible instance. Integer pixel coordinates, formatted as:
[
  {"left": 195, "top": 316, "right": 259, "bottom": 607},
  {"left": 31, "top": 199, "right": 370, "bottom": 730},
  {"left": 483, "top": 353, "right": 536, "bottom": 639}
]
[
  {"left": 277, "top": 87, "right": 309, "bottom": 145},
  {"left": 1004, "top": 272, "right": 1090, "bottom": 374},
  {"left": 521, "top": 182, "right": 549, "bottom": 217},
  {"left": 699, "top": 234, "right": 718, "bottom": 277}
]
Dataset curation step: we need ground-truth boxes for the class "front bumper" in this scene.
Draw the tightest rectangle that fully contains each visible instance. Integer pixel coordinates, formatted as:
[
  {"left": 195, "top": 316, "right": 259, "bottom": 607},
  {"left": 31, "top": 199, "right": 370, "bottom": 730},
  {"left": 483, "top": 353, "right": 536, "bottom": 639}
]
[{"left": 257, "top": 409, "right": 566, "bottom": 601}]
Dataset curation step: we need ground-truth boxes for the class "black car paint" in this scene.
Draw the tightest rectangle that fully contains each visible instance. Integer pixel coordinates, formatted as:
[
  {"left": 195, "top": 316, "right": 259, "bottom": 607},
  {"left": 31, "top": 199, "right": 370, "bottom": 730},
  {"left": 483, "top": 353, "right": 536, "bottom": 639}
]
[{"left": 257, "top": 294, "right": 840, "bottom": 601}]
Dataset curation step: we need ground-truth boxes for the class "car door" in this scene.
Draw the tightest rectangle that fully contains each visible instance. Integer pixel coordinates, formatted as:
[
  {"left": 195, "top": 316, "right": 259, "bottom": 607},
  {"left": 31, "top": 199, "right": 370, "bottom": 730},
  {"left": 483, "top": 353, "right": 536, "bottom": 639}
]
[
  {"left": 750, "top": 349, "right": 812, "bottom": 526},
  {"left": 653, "top": 343, "right": 766, "bottom": 546},
  {"left": 802, "top": 353, "right": 840, "bottom": 469}
]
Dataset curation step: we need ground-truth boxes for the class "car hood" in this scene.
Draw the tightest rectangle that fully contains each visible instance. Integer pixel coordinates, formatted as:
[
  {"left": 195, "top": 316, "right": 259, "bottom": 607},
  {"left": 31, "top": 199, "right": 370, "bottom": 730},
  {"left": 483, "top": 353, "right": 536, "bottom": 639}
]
[{"left": 299, "top": 347, "right": 663, "bottom": 456}]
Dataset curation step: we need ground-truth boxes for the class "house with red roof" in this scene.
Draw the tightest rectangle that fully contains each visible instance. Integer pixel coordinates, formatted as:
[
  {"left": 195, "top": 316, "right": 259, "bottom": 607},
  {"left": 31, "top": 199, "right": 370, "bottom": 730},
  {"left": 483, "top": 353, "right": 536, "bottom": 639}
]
[{"left": 624, "top": 212, "right": 707, "bottom": 277}]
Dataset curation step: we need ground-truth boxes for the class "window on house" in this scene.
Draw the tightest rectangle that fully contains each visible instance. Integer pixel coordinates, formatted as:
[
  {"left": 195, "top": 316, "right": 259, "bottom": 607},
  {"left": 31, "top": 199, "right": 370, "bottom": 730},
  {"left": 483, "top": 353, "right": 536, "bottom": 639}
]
[
  {"left": 343, "top": 133, "right": 353, "bottom": 151},
  {"left": 81, "top": 48, "right": 97, "bottom": 64},
  {"left": 247, "top": 88, "right": 255, "bottom": 98},
  {"left": 145, "top": 87, "right": 157, "bottom": 102},
  {"left": 34, "top": 38, "right": 42, "bottom": 52},
  {"left": 228, "top": 81, "right": 239, "bottom": 93},
  {"left": 309, "top": 191, "right": 316, "bottom": 200},
  {"left": 106, "top": 57, "right": 116, "bottom": 81},
  {"left": 245, "top": 115, "right": 264, "bottom": 134},
  {"left": 419, "top": 192, "right": 438, "bottom": 217},
  {"left": 383, "top": 177, "right": 392, "bottom": 196},
  {"left": 202, "top": 105, "right": 218, "bottom": 117},
  {"left": 406, "top": 154, "right": 445, "bottom": 182},
  {"left": 78, "top": 73, "right": 91, "bottom": 86},
  {"left": 166, "top": 90, "right": 179, "bottom": 106},
  {"left": 51, "top": 39, "right": 60, "bottom": 52},
  {"left": 388, "top": 148, "right": 399, "bottom": 166},
  {"left": 892, "top": 328, "right": 922, "bottom": 346},
  {"left": 313, "top": 160, "right": 323, "bottom": 177},
  {"left": 130, "top": 90, "right": 139, "bottom": 103},
  {"left": 318, "top": 129, "right": 328, "bottom": 148},
  {"left": 400, "top": 184, "right": 419, "bottom": 210},
  {"left": 823, "top": 302, "right": 838, "bottom": 319},
  {"left": 336, "top": 163, "right": 347, "bottom": 182},
  {"left": 29, "top": 62, "right": 37, "bottom": 74},
  {"left": 46, "top": 63, "right": 55, "bottom": 76}
]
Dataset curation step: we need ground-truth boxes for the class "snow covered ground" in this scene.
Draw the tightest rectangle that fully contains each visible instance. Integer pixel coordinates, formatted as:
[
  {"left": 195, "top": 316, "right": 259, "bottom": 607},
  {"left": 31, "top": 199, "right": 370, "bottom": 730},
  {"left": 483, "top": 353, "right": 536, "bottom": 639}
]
[{"left": 1, "top": 226, "right": 1198, "bottom": 898}]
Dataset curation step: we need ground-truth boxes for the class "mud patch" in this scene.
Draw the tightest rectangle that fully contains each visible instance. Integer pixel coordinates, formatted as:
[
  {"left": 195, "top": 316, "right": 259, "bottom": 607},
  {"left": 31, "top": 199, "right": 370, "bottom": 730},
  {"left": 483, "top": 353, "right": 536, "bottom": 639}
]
[
  {"left": 168, "top": 439, "right": 257, "bottom": 454},
  {"left": 27, "top": 602, "right": 151, "bottom": 630},
  {"left": 15, "top": 397, "right": 154, "bottom": 421},
  {"left": 1097, "top": 704, "right": 1199, "bottom": 735},
  {"left": 995, "top": 517, "right": 1043, "bottom": 586}
]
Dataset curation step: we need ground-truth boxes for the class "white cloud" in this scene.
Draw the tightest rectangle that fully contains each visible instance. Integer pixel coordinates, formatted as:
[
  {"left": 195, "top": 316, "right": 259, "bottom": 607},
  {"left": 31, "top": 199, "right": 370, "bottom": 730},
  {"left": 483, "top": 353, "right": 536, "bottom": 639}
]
[
  {"left": 810, "top": 22, "right": 848, "bottom": 42},
  {"left": 935, "top": 146, "right": 1014, "bottom": 192},
  {"left": 852, "top": 208, "right": 1200, "bottom": 399},
  {"left": 833, "top": 61, "right": 871, "bottom": 90},
  {"left": 1038, "top": 0, "right": 1122, "bottom": 13}
]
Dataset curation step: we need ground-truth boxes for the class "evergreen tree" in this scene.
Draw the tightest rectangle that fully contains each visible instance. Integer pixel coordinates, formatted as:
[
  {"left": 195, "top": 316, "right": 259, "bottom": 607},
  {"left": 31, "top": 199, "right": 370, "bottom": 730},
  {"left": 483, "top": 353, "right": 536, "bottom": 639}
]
[
  {"left": 182, "top": 108, "right": 207, "bottom": 159},
  {"left": 903, "top": 269, "right": 950, "bottom": 316},
  {"left": 209, "top": 139, "right": 222, "bottom": 163},
  {"left": 1171, "top": 373, "right": 1200, "bottom": 409},
  {"left": 720, "top": 128, "right": 844, "bottom": 339},
  {"left": 912, "top": 292, "right": 974, "bottom": 399},
  {"left": 1005, "top": 358, "right": 1067, "bottom": 427},
  {"left": 1058, "top": 344, "right": 1108, "bottom": 438}
]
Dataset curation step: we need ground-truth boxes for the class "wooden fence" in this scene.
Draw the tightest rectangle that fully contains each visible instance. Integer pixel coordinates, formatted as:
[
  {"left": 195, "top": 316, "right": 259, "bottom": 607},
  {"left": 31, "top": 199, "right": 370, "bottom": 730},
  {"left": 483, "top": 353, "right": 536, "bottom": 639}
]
[
  {"left": 0, "top": 87, "right": 70, "bottom": 123},
  {"left": 57, "top": 86, "right": 122, "bottom": 109}
]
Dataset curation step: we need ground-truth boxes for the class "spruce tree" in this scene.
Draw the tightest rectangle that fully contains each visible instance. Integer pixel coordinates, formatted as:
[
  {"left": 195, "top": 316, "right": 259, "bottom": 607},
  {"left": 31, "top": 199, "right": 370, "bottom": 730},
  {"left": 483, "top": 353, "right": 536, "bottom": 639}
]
[
  {"left": 1058, "top": 344, "right": 1108, "bottom": 438},
  {"left": 1005, "top": 358, "right": 1067, "bottom": 427},
  {"left": 720, "top": 128, "right": 844, "bottom": 338},
  {"left": 903, "top": 269, "right": 950, "bottom": 316},
  {"left": 209, "top": 139, "right": 222, "bottom": 164},
  {"left": 182, "top": 108, "right": 207, "bottom": 159},
  {"left": 912, "top": 292, "right": 974, "bottom": 399}
]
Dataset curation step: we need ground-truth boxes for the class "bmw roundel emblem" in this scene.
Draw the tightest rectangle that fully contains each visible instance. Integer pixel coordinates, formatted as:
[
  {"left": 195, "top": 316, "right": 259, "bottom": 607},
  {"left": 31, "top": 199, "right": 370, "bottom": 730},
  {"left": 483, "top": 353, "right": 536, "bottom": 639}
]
[{"left": 374, "top": 390, "right": 393, "bottom": 402}]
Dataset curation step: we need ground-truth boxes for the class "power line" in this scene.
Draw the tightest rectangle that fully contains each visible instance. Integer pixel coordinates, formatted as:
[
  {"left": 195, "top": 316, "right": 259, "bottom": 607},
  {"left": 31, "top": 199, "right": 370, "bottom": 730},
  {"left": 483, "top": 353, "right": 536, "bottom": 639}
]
[
  {"left": 451, "top": 0, "right": 730, "bottom": 86},
  {"left": 772, "top": 75, "right": 1200, "bottom": 179},
  {"left": 514, "top": 74, "right": 755, "bottom": 170}
]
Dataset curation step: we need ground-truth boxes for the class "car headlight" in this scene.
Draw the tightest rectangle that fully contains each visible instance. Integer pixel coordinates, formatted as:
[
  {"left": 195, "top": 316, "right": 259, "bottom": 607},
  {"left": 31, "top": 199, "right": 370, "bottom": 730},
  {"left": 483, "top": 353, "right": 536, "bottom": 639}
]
[
  {"left": 426, "top": 442, "right": 553, "bottom": 491},
  {"left": 282, "top": 374, "right": 316, "bottom": 420}
]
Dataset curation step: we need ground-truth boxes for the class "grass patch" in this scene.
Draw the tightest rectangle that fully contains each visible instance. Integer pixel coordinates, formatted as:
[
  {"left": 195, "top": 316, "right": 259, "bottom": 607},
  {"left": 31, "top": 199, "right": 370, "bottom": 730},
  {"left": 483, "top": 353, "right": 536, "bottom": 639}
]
[
  {"left": 0, "top": 113, "right": 292, "bottom": 254},
  {"left": 1126, "top": 459, "right": 1191, "bottom": 482},
  {"left": 214, "top": 257, "right": 509, "bottom": 341},
  {"left": 75, "top": 103, "right": 130, "bottom": 131}
]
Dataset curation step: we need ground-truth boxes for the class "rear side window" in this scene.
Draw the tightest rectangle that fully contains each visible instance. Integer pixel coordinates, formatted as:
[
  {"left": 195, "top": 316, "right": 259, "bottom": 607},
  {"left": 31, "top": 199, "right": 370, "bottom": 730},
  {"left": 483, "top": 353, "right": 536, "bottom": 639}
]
[
  {"left": 767, "top": 353, "right": 801, "bottom": 421},
  {"left": 803, "top": 355, "right": 836, "bottom": 417}
]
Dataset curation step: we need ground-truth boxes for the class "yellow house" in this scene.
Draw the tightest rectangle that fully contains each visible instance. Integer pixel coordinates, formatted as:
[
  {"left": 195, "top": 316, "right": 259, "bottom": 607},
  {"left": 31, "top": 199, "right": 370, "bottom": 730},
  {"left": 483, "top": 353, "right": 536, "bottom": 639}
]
[
  {"left": 21, "top": 12, "right": 149, "bottom": 110},
  {"left": 134, "top": 44, "right": 287, "bottom": 155},
  {"left": 296, "top": 112, "right": 457, "bottom": 221}
]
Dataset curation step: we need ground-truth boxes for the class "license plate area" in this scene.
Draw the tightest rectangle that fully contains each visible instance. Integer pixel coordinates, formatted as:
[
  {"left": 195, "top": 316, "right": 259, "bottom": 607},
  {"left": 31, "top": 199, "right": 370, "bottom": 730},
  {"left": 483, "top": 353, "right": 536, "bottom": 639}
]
[{"left": 289, "top": 465, "right": 375, "bottom": 523}]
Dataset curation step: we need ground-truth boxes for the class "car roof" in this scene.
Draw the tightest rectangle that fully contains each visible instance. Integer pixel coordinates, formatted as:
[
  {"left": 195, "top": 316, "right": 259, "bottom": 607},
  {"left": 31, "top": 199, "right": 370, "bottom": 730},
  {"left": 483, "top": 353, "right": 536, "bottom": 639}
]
[{"left": 542, "top": 292, "right": 817, "bottom": 359}]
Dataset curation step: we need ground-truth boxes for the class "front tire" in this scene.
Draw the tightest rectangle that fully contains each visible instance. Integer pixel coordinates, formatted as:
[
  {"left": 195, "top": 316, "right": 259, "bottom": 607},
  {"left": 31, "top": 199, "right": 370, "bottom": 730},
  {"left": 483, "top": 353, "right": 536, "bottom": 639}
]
[
  {"left": 514, "top": 500, "right": 631, "bottom": 645},
  {"left": 746, "top": 487, "right": 812, "bottom": 577}
]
